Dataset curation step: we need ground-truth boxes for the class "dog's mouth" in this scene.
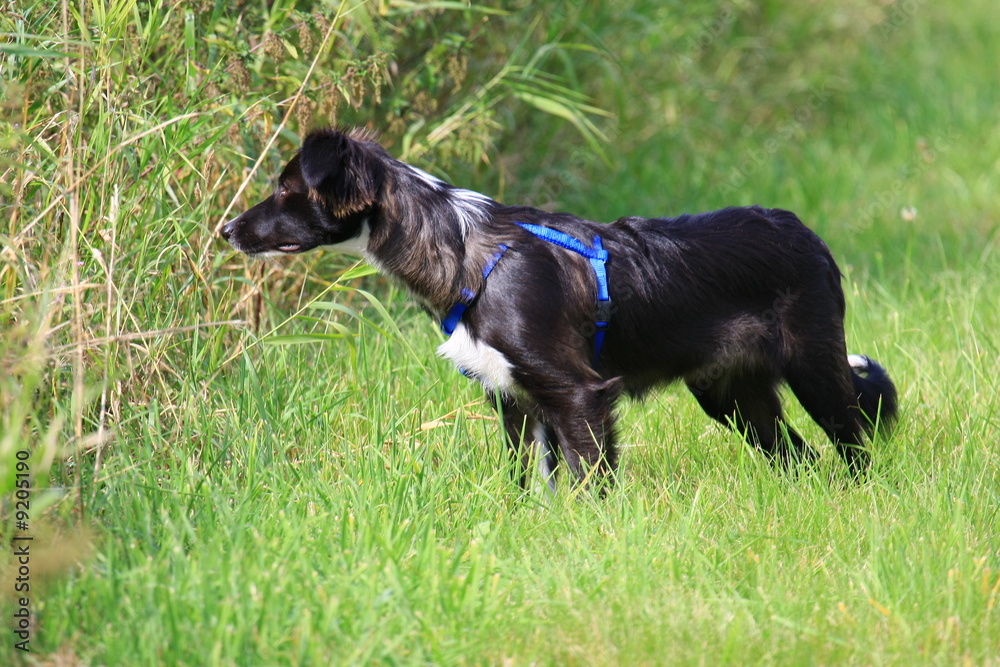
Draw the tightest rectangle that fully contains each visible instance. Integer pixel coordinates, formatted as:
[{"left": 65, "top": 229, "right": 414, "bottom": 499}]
[{"left": 277, "top": 244, "right": 302, "bottom": 253}]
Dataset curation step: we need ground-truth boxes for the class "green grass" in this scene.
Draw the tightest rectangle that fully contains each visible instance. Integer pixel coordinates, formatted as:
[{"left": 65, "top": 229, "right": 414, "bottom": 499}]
[{"left": 3, "top": 0, "right": 1000, "bottom": 664}]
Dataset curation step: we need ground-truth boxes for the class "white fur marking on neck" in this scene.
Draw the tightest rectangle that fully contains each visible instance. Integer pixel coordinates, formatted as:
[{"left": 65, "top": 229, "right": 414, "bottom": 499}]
[
  {"left": 449, "top": 188, "right": 493, "bottom": 237},
  {"left": 405, "top": 164, "right": 446, "bottom": 190},
  {"left": 401, "top": 163, "right": 491, "bottom": 237},
  {"left": 437, "top": 324, "right": 515, "bottom": 394}
]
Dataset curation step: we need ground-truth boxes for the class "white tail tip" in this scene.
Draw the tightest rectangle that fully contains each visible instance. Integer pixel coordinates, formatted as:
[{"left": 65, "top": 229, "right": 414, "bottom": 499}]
[{"left": 848, "top": 354, "right": 870, "bottom": 372}]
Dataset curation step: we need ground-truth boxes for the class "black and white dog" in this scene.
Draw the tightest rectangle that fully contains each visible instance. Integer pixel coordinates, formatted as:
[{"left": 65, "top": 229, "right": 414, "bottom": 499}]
[{"left": 220, "top": 128, "right": 897, "bottom": 490}]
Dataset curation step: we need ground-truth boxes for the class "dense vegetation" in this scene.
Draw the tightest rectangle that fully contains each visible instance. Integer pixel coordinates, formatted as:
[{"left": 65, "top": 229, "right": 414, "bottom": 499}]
[{"left": 2, "top": 0, "right": 998, "bottom": 663}]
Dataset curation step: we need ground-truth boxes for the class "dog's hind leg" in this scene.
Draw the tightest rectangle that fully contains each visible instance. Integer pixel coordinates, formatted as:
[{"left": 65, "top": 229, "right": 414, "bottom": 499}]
[
  {"left": 686, "top": 373, "right": 817, "bottom": 466},
  {"left": 784, "top": 354, "right": 871, "bottom": 476}
]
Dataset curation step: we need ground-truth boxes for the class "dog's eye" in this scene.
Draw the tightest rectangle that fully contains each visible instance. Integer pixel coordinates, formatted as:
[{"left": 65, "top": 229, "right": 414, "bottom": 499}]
[{"left": 276, "top": 185, "right": 288, "bottom": 198}]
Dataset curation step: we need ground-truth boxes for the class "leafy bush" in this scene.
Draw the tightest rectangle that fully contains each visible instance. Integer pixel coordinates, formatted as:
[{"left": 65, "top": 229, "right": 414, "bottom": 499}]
[{"left": 0, "top": 0, "right": 607, "bottom": 524}]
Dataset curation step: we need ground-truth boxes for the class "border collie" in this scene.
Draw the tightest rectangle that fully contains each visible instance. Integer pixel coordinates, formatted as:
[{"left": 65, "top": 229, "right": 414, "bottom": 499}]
[{"left": 220, "top": 128, "right": 898, "bottom": 491}]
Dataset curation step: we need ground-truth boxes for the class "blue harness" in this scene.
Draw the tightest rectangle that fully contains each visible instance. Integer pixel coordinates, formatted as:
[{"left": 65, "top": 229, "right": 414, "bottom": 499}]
[{"left": 441, "top": 223, "right": 612, "bottom": 369}]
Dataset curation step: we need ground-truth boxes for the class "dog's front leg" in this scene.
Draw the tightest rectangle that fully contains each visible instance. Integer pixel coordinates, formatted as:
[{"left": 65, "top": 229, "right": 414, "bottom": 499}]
[
  {"left": 536, "top": 379, "right": 621, "bottom": 492},
  {"left": 492, "top": 395, "right": 558, "bottom": 492}
]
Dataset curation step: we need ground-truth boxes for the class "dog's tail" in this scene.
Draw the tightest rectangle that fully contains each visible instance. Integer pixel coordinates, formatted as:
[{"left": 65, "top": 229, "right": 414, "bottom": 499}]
[{"left": 848, "top": 354, "right": 898, "bottom": 436}]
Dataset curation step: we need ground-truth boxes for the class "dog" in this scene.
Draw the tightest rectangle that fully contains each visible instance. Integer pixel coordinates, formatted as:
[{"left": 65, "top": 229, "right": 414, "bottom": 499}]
[{"left": 220, "top": 127, "right": 898, "bottom": 491}]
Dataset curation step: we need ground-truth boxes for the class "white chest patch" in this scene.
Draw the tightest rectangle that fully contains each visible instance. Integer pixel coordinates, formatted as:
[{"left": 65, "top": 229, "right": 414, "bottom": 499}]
[
  {"left": 322, "top": 222, "right": 371, "bottom": 256},
  {"left": 437, "top": 324, "right": 516, "bottom": 394}
]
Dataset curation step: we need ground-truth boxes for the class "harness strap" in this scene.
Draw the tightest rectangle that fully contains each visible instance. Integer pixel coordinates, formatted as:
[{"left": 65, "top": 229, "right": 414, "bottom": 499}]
[
  {"left": 441, "top": 244, "right": 509, "bottom": 336},
  {"left": 516, "top": 222, "right": 612, "bottom": 368}
]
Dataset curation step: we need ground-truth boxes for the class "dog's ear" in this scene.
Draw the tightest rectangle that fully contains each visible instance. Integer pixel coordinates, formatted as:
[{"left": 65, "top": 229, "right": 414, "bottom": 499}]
[{"left": 300, "top": 129, "right": 382, "bottom": 216}]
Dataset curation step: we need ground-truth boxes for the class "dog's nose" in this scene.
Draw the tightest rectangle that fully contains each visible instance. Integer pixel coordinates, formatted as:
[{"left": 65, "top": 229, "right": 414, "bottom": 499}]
[{"left": 219, "top": 218, "right": 237, "bottom": 240}]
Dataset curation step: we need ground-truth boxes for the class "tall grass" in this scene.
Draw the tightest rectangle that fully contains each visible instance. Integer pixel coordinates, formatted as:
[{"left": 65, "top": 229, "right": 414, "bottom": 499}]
[{"left": 2, "top": 0, "right": 999, "bottom": 664}]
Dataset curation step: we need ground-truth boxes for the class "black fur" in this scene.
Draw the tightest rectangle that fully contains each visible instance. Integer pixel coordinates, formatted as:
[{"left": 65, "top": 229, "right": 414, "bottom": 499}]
[{"left": 221, "top": 128, "right": 898, "bottom": 489}]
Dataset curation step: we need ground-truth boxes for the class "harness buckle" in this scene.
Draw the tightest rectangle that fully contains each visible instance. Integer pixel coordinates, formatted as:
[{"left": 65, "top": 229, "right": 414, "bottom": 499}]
[{"left": 595, "top": 300, "right": 613, "bottom": 327}]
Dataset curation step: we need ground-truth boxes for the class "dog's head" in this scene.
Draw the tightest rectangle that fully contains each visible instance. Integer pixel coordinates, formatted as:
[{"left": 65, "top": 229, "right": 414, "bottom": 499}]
[{"left": 220, "top": 128, "right": 386, "bottom": 256}]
